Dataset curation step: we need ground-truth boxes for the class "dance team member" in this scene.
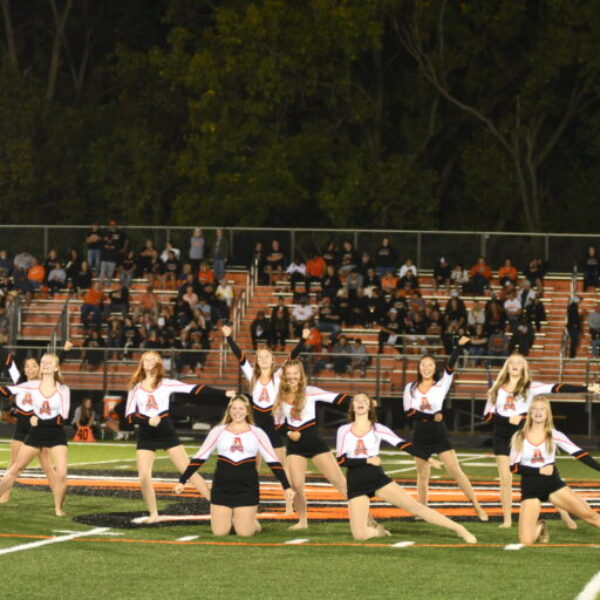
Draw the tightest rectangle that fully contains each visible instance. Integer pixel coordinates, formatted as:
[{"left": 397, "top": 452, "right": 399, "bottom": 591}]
[
  {"left": 485, "top": 353, "right": 599, "bottom": 528},
  {"left": 337, "top": 393, "right": 477, "bottom": 543},
  {"left": 510, "top": 398, "right": 600, "bottom": 544},
  {"left": 175, "top": 395, "right": 294, "bottom": 536},
  {"left": 126, "top": 350, "right": 234, "bottom": 523},
  {"left": 0, "top": 354, "right": 69, "bottom": 516},
  {"left": 403, "top": 337, "right": 488, "bottom": 521}
]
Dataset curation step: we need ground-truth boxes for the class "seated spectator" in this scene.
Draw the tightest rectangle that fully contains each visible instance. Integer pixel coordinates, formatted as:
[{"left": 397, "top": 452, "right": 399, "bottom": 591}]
[
  {"left": 47, "top": 262, "right": 66, "bottom": 296},
  {"left": 64, "top": 249, "right": 82, "bottom": 288},
  {"left": 250, "top": 310, "right": 271, "bottom": 349},
  {"left": 345, "top": 270, "right": 364, "bottom": 297},
  {"left": 398, "top": 258, "right": 417, "bottom": 280},
  {"left": 80, "top": 281, "right": 103, "bottom": 326},
  {"left": 365, "top": 288, "right": 387, "bottom": 328},
  {"left": 357, "top": 252, "right": 375, "bottom": 277},
  {"left": 322, "top": 240, "right": 339, "bottom": 268},
  {"left": 136, "top": 239, "right": 156, "bottom": 277},
  {"left": 348, "top": 287, "right": 368, "bottom": 327},
  {"left": 119, "top": 250, "right": 136, "bottom": 289},
  {"left": 377, "top": 307, "right": 404, "bottom": 354},
  {"left": 81, "top": 329, "right": 105, "bottom": 368},
  {"left": 27, "top": 258, "right": 45, "bottom": 292},
  {"left": 138, "top": 285, "right": 160, "bottom": 319},
  {"left": 305, "top": 251, "right": 326, "bottom": 294},
  {"left": 291, "top": 296, "right": 314, "bottom": 336},
  {"left": 103, "top": 285, "right": 129, "bottom": 319},
  {"left": 433, "top": 257, "right": 451, "bottom": 291},
  {"left": 72, "top": 398, "right": 97, "bottom": 436},
  {"left": 487, "top": 327, "right": 510, "bottom": 365},
  {"left": 485, "top": 293, "right": 507, "bottom": 333},
  {"left": 122, "top": 318, "right": 142, "bottom": 358},
  {"left": 315, "top": 296, "right": 341, "bottom": 341},
  {"left": 380, "top": 271, "right": 399, "bottom": 294},
  {"left": 197, "top": 297, "right": 212, "bottom": 325},
  {"left": 503, "top": 290, "right": 522, "bottom": 330},
  {"left": 510, "top": 316, "right": 535, "bottom": 356},
  {"left": 106, "top": 318, "right": 124, "bottom": 359},
  {"left": 582, "top": 245, "right": 599, "bottom": 291},
  {"left": 518, "top": 279, "right": 536, "bottom": 310},
  {"left": 180, "top": 331, "right": 207, "bottom": 371},
  {"left": 286, "top": 255, "right": 307, "bottom": 295},
  {"left": 450, "top": 263, "right": 469, "bottom": 291},
  {"left": 160, "top": 241, "right": 181, "bottom": 263},
  {"left": 334, "top": 288, "right": 352, "bottom": 326},
  {"left": 468, "top": 257, "right": 492, "bottom": 295},
  {"left": 73, "top": 261, "right": 92, "bottom": 294},
  {"left": 468, "top": 323, "right": 488, "bottom": 366},
  {"left": 497, "top": 258, "right": 518, "bottom": 286},
  {"left": 43, "top": 249, "right": 60, "bottom": 279},
  {"left": 303, "top": 321, "right": 323, "bottom": 355},
  {"left": 270, "top": 299, "right": 291, "bottom": 350},
  {"left": 214, "top": 280, "right": 234, "bottom": 320},
  {"left": 338, "top": 240, "right": 359, "bottom": 277},
  {"left": 163, "top": 250, "right": 180, "bottom": 289},
  {"left": 523, "top": 257, "right": 546, "bottom": 294},
  {"left": 197, "top": 261, "right": 215, "bottom": 293},
  {"left": 467, "top": 300, "right": 485, "bottom": 328},
  {"left": 350, "top": 338, "right": 370, "bottom": 377},
  {"left": 375, "top": 237, "right": 397, "bottom": 277},
  {"left": 589, "top": 302, "right": 600, "bottom": 357},
  {"left": 321, "top": 264, "right": 341, "bottom": 300},
  {"left": 362, "top": 267, "right": 380, "bottom": 291},
  {"left": 332, "top": 335, "right": 353, "bottom": 376},
  {"left": 265, "top": 239, "right": 286, "bottom": 284},
  {"left": 444, "top": 291, "right": 467, "bottom": 329},
  {"left": 147, "top": 249, "right": 165, "bottom": 288},
  {"left": 406, "top": 310, "right": 428, "bottom": 355}
]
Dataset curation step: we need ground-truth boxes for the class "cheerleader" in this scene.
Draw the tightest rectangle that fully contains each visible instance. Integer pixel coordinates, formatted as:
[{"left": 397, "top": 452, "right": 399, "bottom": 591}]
[
  {"left": 175, "top": 395, "right": 294, "bottom": 536},
  {"left": 0, "top": 343, "right": 73, "bottom": 502},
  {"left": 0, "top": 354, "right": 69, "bottom": 516},
  {"left": 485, "top": 352, "right": 599, "bottom": 528},
  {"left": 510, "top": 397, "right": 600, "bottom": 544},
  {"left": 272, "top": 359, "right": 351, "bottom": 530},
  {"left": 403, "top": 337, "right": 488, "bottom": 521},
  {"left": 337, "top": 393, "right": 477, "bottom": 543},
  {"left": 125, "top": 350, "right": 234, "bottom": 523}
]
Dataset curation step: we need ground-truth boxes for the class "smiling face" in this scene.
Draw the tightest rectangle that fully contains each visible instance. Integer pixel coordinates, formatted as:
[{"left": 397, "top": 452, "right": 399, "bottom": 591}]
[
  {"left": 256, "top": 348, "right": 273, "bottom": 371},
  {"left": 229, "top": 399, "right": 248, "bottom": 423},
  {"left": 530, "top": 400, "right": 548, "bottom": 425},
  {"left": 418, "top": 356, "right": 436, "bottom": 380},
  {"left": 39, "top": 354, "right": 59, "bottom": 376},
  {"left": 141, "top": 351, "right": 161, "bottom": 375},
  {"left": 24, "top": 358, "right": 40, "bottom": 380},
  {"left": 284, "top": 364, "right": 302, "bottom": 390}
]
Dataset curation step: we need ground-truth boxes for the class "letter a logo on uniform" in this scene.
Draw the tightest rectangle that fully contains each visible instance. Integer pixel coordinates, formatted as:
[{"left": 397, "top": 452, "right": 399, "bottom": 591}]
[
  {"left": 503, "top": 395, "right": 516, "bottom": 411},
  {"left": 23, "top": 393, "right": 33, "bottom": 406},
  {"left": 230, "top": 436, "right": 244, "bottom": 453},
  {"left": 532, "top": 449, "right": 544, "bottom": 463},
  {"left": 146, "top": 395, "right": 158, "bottom": 411},
  {"left": 355, "top": 439, "right": 368, "bottom": 456},
  {"left": 420, "top": 396, "right": 432, "bottom": 411},
  {"left": 40, "top": 401, "right": 51, "bottom": 415},
  {"left": 259, "top": 387, "right": 269, "bottom": 404}
]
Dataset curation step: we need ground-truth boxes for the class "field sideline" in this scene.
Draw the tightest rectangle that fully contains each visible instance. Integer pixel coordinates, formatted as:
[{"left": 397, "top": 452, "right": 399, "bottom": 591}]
[{"left": 1, "top": 440, "right": 599, "bottom": 600}]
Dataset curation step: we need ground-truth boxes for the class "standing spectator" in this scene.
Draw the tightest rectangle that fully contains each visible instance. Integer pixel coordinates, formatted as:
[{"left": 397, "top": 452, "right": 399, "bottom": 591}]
[
  {"left": 526, "top": 295, "right": 547, "bottom": 332},
  {"left": 215, "top": 279, "right": 234, "bottom": 318},
  {"left": 82, "top": 329, "right": 106, "bottom": 369},
  {"left": 250, "top": 310, "right": 271, "bottom": 349},
  {"left": 163, "top": 250, "right": 180, "bottom": 289},
  {"left": 315, "top": 296, "right": 341, "bottom": 341},
  {"left": 589, "top": 303, "right": 600, "bottom": 357},
  {"left": 85, "top": 224, "right": 103, "bottom": 275},
  {"left": 119, "top": 250, "right": 136, "bottom": 289},
  {"left": 0, "top": 249, "right": 12, "bottom": 278},
  {"left": 107, "top": 318, "right": 124, "bottom": 359},
  {"left": 567, "top": 296, "right": 582, "bottom": 358},
  {"left": 350, "top": 338, "right": 370, "bottom": 377},
  {"left": 305, "top": 251, "right": 326, "bottom": 294},
  {"left": 338, "top": 240, "right": 359, "bottom": 277},
  {"left": 103, "top": 285, "right": 129, "bottom": 319},
  {"left": 136, "top": 239, "right": 156, "bottom": 277},
  {"left": 212, "top": 228, "right": 229, "bottom": 282},
  {"left": 375, "top": 237, "right": 397, "bottom": 277},
  {"left": 321, "top": 264, "right": 341, "bottom": 300},
  {"left": 433, "top": 257, "right": 451, "bottom": 291},
  {"left": 322, "top": 240, "right": 339, "bottom": 268},
  {"left": 291, "top": 296, "right": 314, "bottom": 336},
  {"left": 468, "top": 257, "right": 492, "bottom": 295},
  {"left": 497, "top": 258, "right": 518, "bottom": 286},
  {"left": 251, "top": 241, "right": 268, "bottom": 285},
  {"left": 582, "top": 245, "right": 599, "bottom": 291},
  {"left": 523, "top": 257, "right": 546, "bottom": 294},
  {"left": 518, "top": 279, "right": 536, "bottom": 310},
  {"left": 189, "top": 228, "right": 205, "bottom": 274},
  {"left": 99, "top": 222, "right": 122, "bottom": 289},
  {"left": 509, "top": 316, "right": 535, "bottom": 356}
]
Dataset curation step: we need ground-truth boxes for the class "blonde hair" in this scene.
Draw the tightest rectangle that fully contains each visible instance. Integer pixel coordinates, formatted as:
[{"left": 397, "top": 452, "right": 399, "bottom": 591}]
[
  {"left": 251, "top": 347, "right": 275, "bottom": 389},
  {"left": 511, "top": 397, "right": 555, "bottom": 455},
  {"left": 273, "top": 359, "right": 307, "bottom": 421},
  {"left": 41, "top": 353, "right": 64, "bottom": 384},
  {"left": 129, "top": 351, "right": 164, "bottom": 390},
  {"left": 220, "top": 395, "right": 255, "bottom": 425},
  {"left": 347, "top": 393, "right": 378, "bottom": 424},
  {"left": 488, "top": 353, "right": 531, "bottom": 406}
]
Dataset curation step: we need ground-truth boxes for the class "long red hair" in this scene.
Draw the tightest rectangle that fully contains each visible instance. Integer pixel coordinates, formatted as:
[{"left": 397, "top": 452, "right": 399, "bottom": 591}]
[{"left": 129, "top": 351, "right": 164, "bottom": 389}]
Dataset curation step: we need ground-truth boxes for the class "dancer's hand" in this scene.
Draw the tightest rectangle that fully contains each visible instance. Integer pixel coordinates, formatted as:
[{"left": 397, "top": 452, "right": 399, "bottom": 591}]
[
  {"left": 509, "top": 415, "right": 523, "bottom": 426},
  {"left": 433, "top": 412, "right": 443, "bottom": 422},
  {"left": 63, "top": 340, "right": 74, "bottom": 352},
  {"left": 588, "top": 383, "right": 600, "bottom": 395},
  {"left": 225, "top": 389, "right": 236, "bottom": 398},
  {"left": 148, "top": 416, "right": 160, "bottom": 427},
  {"left": 302, "top": 328, "right": 311, "bottom": 340},
  {"left": 540, "top": 464, "right": 554, "bottom": 476},
  {"left": 367, "top": 456, "right": 382, "bottom": 466},
  {"left": 428, "top": 458, "right": 442, "bottom": 470},
  {"left": 30, "top": 415, "right": 39, "bottom": 427},
  {"left": 458, "top": 336, "right": 470, "bottom": 346},
  {"left": 221, "top": 325, "right": 232, "bottom": 338},
  {"left": 174, "top": 483, "right": 185, "bottom": 494},
  {"left": 287, "top": 431, "right": 301, "bottom": 442}
]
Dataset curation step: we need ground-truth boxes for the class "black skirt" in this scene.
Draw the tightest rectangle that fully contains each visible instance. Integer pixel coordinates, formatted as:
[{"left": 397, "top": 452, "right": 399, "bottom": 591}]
[
  {"left": 412, "top": 421, "right": 452, "bottom": 458},
  {"left": 136, "top": 418, "right": 181, "bottom": 451},
  {"left": 492, "top": 417, "right": 520, "bottom": 456},
  {"left": 347, "top": 464, "right": 392, "bottom": 500},
  {"left": 211, "top": 459, "right": 259, "bottom": 508},
  {"left": 24, "top": 425, "right": 67, "bottom": 448},
  {"left": 520, "top": 469, "right": 566, "bottom": 502},
  {"left": 253, "top": 411, "right": 284, "bottom": 449},
  {"left": 286, "top": 427, "right": 330, "bottom": 459}
]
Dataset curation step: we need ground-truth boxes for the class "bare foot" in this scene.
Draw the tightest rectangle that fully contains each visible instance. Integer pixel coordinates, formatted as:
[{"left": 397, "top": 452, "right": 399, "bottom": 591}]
[
  {"left": 477, "top": 509, "right": 489, "bottom": 522},
  {"left": 498, "top": 521, "right": 512, "bottom": 529},
  {"left": 560, "top": 513, "right": 577, "bottom": 530},
  {"left": 458, "top": 529, "right": 477, "bottom": 544},
  {"left": 289, "top": 521, "right": 308, "bottom": 530},
  {"left": 255, "top": 519, "right": 262, "bottom": 533},
  {"left": 376, "top": 525, "right": 392, "bottom": 537},
  {"left": 55, "top": 508, "right": 66, "bottom": 517},
  {"left": 145, "top": 514, "right": 160, "bottom": 524},
  {"left": 539, "top": 520, "right": 550, "bottom": 544},
  {"left": 0, "top": 495, "right": 10, "bottom": 504}
]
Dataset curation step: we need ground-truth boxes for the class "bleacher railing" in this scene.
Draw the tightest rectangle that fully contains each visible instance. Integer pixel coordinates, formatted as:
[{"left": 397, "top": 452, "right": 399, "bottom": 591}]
[{"left": 2, "top": 225, "right": 599, "bottom": 273}]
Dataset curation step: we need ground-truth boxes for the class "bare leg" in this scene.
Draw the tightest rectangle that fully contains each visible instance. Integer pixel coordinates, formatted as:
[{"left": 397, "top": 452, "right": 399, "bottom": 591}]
[
  {"left": 495, "top": 455, "right": 513, "bottom": 527},
  {"left": 166, "top": 445, "right": 211, "bottom": 499},
  {"left": 439, "top": 450, "right": 488, "bottom": 521},
  {"left": 232, "top": 506, "right": 259, "bottom": 537},
  {"left": 49, "top": 445, "right": 68, "bottom": 516},
  {"left": 377, "top": 483, "right": 477, "bottom": 544},
  {"left": 274, "top": 446, "right": 293, "bottom": 514},
  {"left": 556, "top": 507, "right": 577, "bottom": 530},
  {"left": 0, "top": 439, "right": 23, "bottom": 503},
  {"left": 0, "top": 444, "right": 40, "bottom": 498},
  {"left": 39, "top": 447, "right": 57, "bottom": 493},
  {"left": 136, "top": 449, "right": 158, "bottom": 522},
  {"left": 311, "top": 452, "right": 347, "bottom": 498},
  {"left": 549, "top": 487, "right": 600, "bottom": 530},
  {"left": 287, "top": 455, "right": 308, "bottom": 529},
  {"left": 415, "top": 457, "right": 430, "bottom": 506},
  {"left": 348, "top": 496, "right": 386, "bottom": 541},
  {"left": 518, "top": 498, "right": 543, "bottom": 545},
  {"left": 211, "top": 504, "right": 234, "bottom": 536}
]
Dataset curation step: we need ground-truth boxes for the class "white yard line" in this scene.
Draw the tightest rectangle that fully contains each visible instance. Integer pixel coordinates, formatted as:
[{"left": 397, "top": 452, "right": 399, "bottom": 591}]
[
  {"left": 575, "top": 571, "right": 600, "bottom": 600},
  {"left": 0, "top": 528, "right": 109, "bottom": 556},
  {"left": 391, "top": 541, "right": 415, "bottom": 548},
  {"left": 504, "top": 543, "right": 524, "bottom": 551},
  {"left": 176, "top": 535, "right": 199, "bottom": 542}
]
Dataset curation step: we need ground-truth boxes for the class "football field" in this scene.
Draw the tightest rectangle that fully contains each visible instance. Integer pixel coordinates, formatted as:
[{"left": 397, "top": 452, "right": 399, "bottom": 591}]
[{"left": 1, "top": 440, "right": 599, "bottom": 600}]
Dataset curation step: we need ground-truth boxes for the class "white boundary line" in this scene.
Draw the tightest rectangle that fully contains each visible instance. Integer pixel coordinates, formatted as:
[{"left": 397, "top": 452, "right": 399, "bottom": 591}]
[
  {"left": 575, "top": 571, "right": 600, "bottom": 600},
  {"left": 0, "top": 527, "right": 109, "bottom": 556}
]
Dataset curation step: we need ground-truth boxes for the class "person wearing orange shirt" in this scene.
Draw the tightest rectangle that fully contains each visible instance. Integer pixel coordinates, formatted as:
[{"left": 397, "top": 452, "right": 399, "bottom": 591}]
[
  {"left": 197, "top": 261, "right": 215, "bottom": 294},
  {"left": 380, "top": 271, "right": 399, "bottom": 294},
  {"left": 498, "top": 258, "right": 518, "bottom": 286},
  {"left": 469, "top": 257, "right": 492, "bottom": 295},
  {"left": 306, "top": 252, "right": 326, "bottom": 291},
  {"left": 27, "top": 259, "right": 45, "bottom": 291},
  {"left": 80, "top": 281, "right": 104, "bottom": 325}
]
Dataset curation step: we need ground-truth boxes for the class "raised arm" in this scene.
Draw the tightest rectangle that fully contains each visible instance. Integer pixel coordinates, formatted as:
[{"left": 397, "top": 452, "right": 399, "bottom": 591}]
[
  {"left": 289, "top": 328, "right": 310, "bottom": 359},
  {"left": 222, "top": 325, "right": 253, "bottom": 381},
  {"left": 446, "top": 335, "right": 470, "bottom": 373}
]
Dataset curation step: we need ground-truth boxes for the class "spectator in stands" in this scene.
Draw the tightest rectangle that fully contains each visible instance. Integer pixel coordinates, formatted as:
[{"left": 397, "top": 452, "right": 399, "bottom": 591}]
[
  {"left": 468, "top": 257, "right": 492, "bottom": 295},
  {"left": 197, "top": 261, "right": 215, "bottom": 295},
  {"left": 106, "top": 318, "right": 124, "bottom": 359},
  {"left": 375, "top": 237, "right": 397, "bottom": 277},
  {"left": 485, "top": 292, "right": 507, "bottom": 333},
  {"left": 433, "top": 257, "right": 452, "bottom": 291},
  {"left": 27, "top": 257, "right": 45, "bottom": 293},
  {"left": 214, "top": 279, "right": 234, "bottom": 319},
  {"left": 43, "top": 249, "right": 60, "bottom": 279},
  {"left": 305, "top": 251, "right": 326, "bottom": 294},
  {"left": 345, "top": 270, "right": 363, "bottom": 297},
  {"left": 122, "top": 318, "right": 141, "bottom": 358},
  {"left": 518, "top": 279, "right": 536, "bottom": 310},
  {"left": 315, "top": 296, "right": 341, "bottom": 341},
  {"left": 322, "top": 240, "right": 339, "bottom": 268},
  {"left": 72, "top": 398, "right": 97, "bottom": 437},
  {"left": 99, "top": 222, "right": 121, "bottom": 289},
  {"left": 138, "top": 285, "right": 160, "bottom": 319},
  {"left": 467, "top": 323, "right": 488, "bottom": 366},
  {"left": 197, "top": 297, "right": 212, "bottom": 326},
  {"left": 0, "top": 250, "right": 11, "bottom": 278},
  {"left": 378, "top": 307, "right": 404, "bottom": 354},
  {"left": 264, "top": 239, "right": 286, "bottom": 285},
  {"left": 332, "top": 335, "right": 352, "bottom": 376},
  {"left": 72, "top": 261, "right": 92, "bottom": 295},
  {"left": 398, "top": 258, "right": 417, "bottom": 280},
  {"left": 583, "top": 245, "right": 599, "bottom": 291},
  {"left": 146, "top": 250, "right": 165, "bottom": 288},
  {"left": 398, "top": 269, "right": 419, "bottom": 293},
  {"left": 250, "top": 310, "right": 271, "bottom": 349},
  {"left": 567, "top": 296, "right": 582, "bottom": 358},
  {"left": 251, "top": 241, "right": 269, "bottom": 285},
  {"left": 450, "top": 263, "right": 469, "bottom": 291},
  {"left": 47, "top": 262, "right": 66, "bottom": 296},
  {"left": 119, "top": 250, "right": 136, "bottom": 289},
  {"left": 589, "top": 303, "right": 600, "bottom": 357},
  {"left": 444, "top": 291, "right": 467, "bottom": 329},
  {"left": 526, "top": 295, "right": 546, "bottom": 332},
  {"left": 338, "top": 240, "right": 359, "bottom": 276},
  {"left": 81, "top": 328, "right": 106, "bottom": 368},
  {"left": 350, "top": 338, "right": 370, "bottom": 377},
  {"left": 335, "top": 287, "right": 352, "bottom": 327},
  {"left": 103, "top": 284, "right": 129, "bottom": 319},
  {"left": 497, "top": 258, "right": 518, "bottom": 286},
  {"left": 160, "top": 241, "right": 181, "bottom": 263},
  {"left": 136, "top": 239, "right": 156, "bottom": 277},
  {"left": 522, "top": 257, "right": 544, "bottom": 293},
  {"left": 212, "top": 228, "right": 229, "bottom": 282},
  {"left": 467, "top": 299, "right": 485, "bottom": 328},
  {"left": 163, "top": 250, "right": 180, "bottom": 289},
  {"left": 365, "top": 288, "right": 386, "bottom": 329},
  {"left": 362, "top": 267, "right": 380, "bottom": 291},
  {"left": 357, "top": 252, "right": 375, "bottom": 277},
  {"left": 321, "top": 264, "right": 341, "bottom": 300},
  {"left": 503, "top": 290, "right": 522, "bottom": 330},
  {"left": 64, "top": 249, "right": 81, "bottom": 290},
  {"left": 85, "top": 224, "right": 103, "bottom": 275},
  {"left": 286, "top": 255, "right": 307, "bottom": 296},
  {"left": 80, "top": 281, "right": 104, "bottom": 326},
  {"left": 510, "top": 315, "right": 535, "bottom": 356},
  {"left": 189, "top": 228, "right": 205, "bottom": 274},
  {"left": 380, "top": 270, "right": 399, "bottom": 294},
  {"left": 271, "top": 298, "right": 291, "bottom": 350},
  {"left": 291, "top": 295, "right": 314, "bottom": 336},
  {"left": 487, "top": 327, "right": 510, "bottom": 365}
]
